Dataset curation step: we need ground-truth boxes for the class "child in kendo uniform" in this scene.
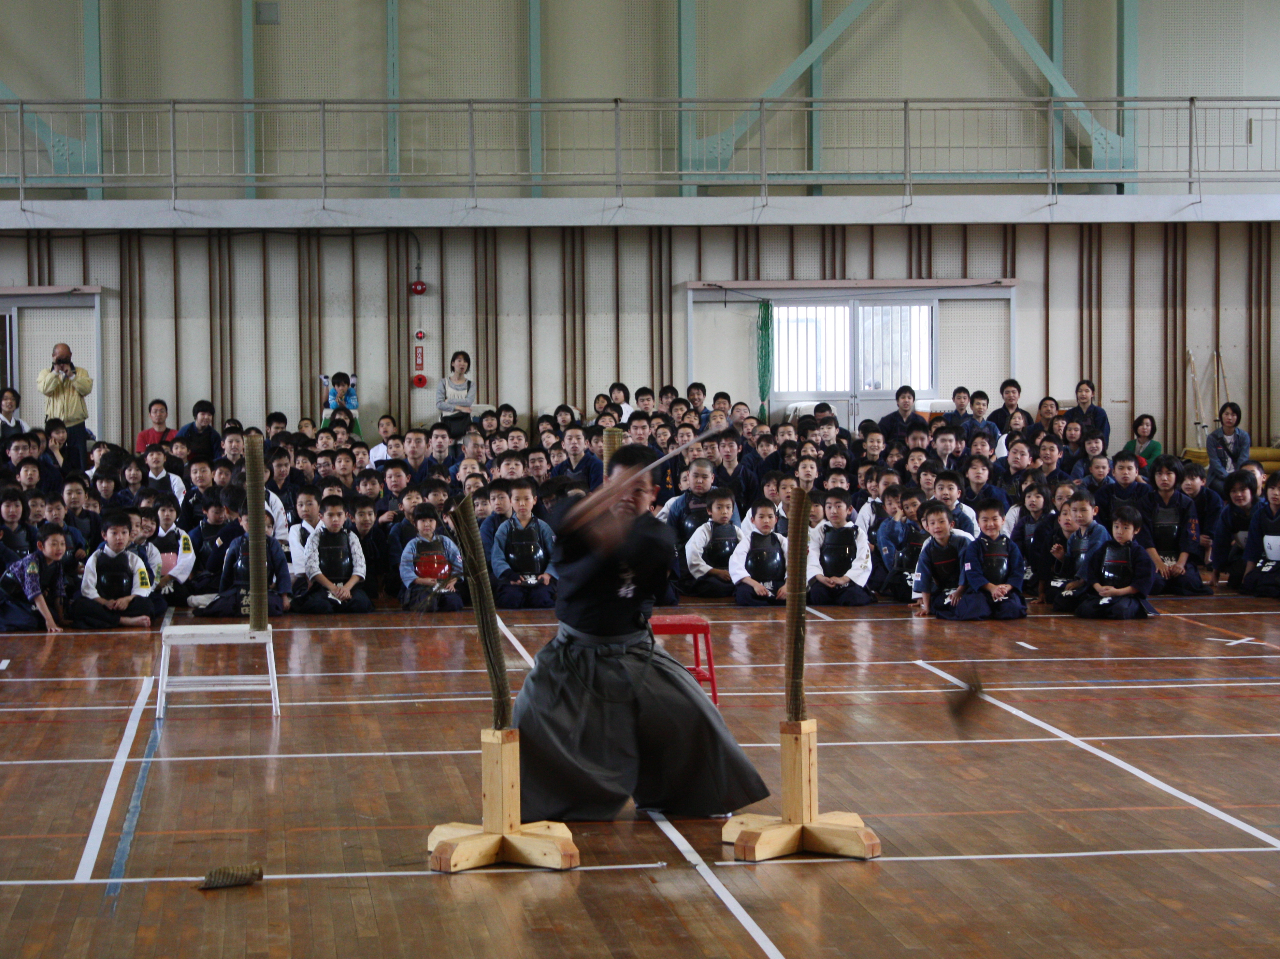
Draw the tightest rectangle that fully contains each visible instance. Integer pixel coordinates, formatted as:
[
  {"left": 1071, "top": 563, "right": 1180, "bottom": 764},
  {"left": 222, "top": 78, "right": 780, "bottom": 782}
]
[
  {"left": 1241, "top": 471, "right": 1280, "bottom": 599},
  {"left": 68, "top": 511, "right": 156, "bottom": 629},
  {"left": 878, "top": 487, "right": 927, "bottom": 603},
  {"left": 1141, "top": 454, "right": 1213, "bottom": 596},
  {"left": 193, "top": 508, "right": 292, "bottom": 617},
  {"left": 491, "top": 477, "right": 557, "bottom": 609},
  {"left": 911, "top": 501, "right": 975, "bottom": 619},
  {"left": 730, "top": 498, "right": 788, "bottom": 607},
  {"left": 806, "top": 489, "right": 876, "bottom": 607},
  {"left": 399, "top": 503, "right": 464, "bottom": 612},
  {"left": 1210, "top": 470, "right": 1257, "bottom": 590},
  {"left": 683, "top": 487, "right": 744, "bottom": 598},
  {"left": 954, "top": 498, "right": 1028, "bottom": 620},
  {"left": 1075, "top": 505, "right": 1159, "bottom": 619},
  {"left": 296, "top": 494, "right": 374, "bottom": 614},
  {"left": 0, "top": 523, "right": 69, "bottom": 632}
]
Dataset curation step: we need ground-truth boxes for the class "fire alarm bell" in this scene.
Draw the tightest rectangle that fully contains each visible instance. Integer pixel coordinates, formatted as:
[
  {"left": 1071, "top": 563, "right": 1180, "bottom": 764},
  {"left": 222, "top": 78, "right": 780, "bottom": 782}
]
[
  {"left": 410, "top": 280, "right": 427, "bottom": 295},
  {"left": 412, "top": 374, "right": 428, "bottom": 389},
  {"left": 414, "top": 330, "right": 425, "bottom": 340}
]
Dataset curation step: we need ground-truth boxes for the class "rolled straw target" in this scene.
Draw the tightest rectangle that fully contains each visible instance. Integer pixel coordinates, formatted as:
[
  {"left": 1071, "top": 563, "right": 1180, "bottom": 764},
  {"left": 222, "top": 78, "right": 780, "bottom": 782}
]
[
  {"left": 243, "top": 435, "right": 269, "bottom": 632},
  {"left": 784, "top": 485, "right": 810, "bottom": 723},
  {"left": 601, "top": 427, "right": 626, "bottom": 472},
  {"left": 451, "top": 494, "right": 512, "bottom": 730}
]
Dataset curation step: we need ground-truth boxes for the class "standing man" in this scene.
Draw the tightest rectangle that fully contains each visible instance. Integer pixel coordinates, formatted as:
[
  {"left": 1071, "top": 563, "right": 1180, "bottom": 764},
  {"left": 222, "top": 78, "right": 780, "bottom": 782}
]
[{"left": 36, "top": 343, "right": 92, "bottom": 472}]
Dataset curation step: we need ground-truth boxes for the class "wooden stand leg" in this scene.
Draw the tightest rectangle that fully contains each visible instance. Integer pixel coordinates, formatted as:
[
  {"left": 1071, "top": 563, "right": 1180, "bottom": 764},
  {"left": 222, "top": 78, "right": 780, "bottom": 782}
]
[
  {"left": 428, "top": 729, "right": 580, "bottom": 873},
  {"left": 722, "top": 719, "right": 881, "bottom": 862}
]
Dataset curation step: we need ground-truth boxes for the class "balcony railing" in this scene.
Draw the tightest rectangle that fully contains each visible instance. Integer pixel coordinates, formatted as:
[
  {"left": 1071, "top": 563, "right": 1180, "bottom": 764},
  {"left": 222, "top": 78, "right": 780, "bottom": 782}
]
[{"left": 2, "top": 96, "right": 1278, "bottom": 201}]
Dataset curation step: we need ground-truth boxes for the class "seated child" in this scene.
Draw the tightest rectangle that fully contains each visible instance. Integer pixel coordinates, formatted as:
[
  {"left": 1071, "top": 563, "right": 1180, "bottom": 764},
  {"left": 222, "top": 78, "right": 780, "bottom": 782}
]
[
  {"left": 1075, "top": 505, "right": 1159, "bottom": 620},
  {"left": 1051, "top": 490, "right": 1111, "bottom": 613},
  {"left": 955, "top": 498, "right": 1028, "bottom": 620},
  {"left": 878, "top": 487, "right": 927, "bottom": 603},
  {"left": 0, "top": 487, "right": 37, "bottom": 562},
  {"left": 807, "top": 489, "right": 876, "bottom": 607},
  {"left": 1008, "top": 481, "right": 1049, "bottom": 594},
  {"left": 932, "top": 470, "right": 978, "bottom": 536},
  {"left": 491, "top": 477, "right": 557, "bottom": 609},
  {"left": 911, "top": 501, "right": 975, "bottom": 619},
  {"left": 729, "top": 498, "right": 788, "bottom": 607},
  {"left": 1142, "top": 454, "right": 1212, "bottom": 596},
  {"left": 350, "top": 495, "right": 385, "bottom": 599},
  {"left": 1211, "top": 470, "right": 1257, "bottom": 589},
  {"left": 296, "top": 495, "right": 374, "bottom": 614},
  {"left": 0, "top": 523, "right": 69, "bottom": 632},
  {"left": 193, "top": 509, "right": 292, "bottom": 618},
  {"left": 1241, "top": 471, "right": 1280, "bottom": 598},
  {"left": 385, "top": 486, "right": 426, "bottom": 596},
  {"left": 286, "top": 485, "right": 322, "bottom": 592},
  {"left": 1181, "top": 462, "right": 1223, "bottom": 569},
  {"left": 399, "top": 504, "right": 464, "bottom": 612},
  {"left": 149, "top": 493, "right": 196, "bottom": 606},
  {"left": 69, "top": 511, "right": 156, "bottom": 629},
  {"left": 683, "top": 487, "right": 744, "bottom": 598}
]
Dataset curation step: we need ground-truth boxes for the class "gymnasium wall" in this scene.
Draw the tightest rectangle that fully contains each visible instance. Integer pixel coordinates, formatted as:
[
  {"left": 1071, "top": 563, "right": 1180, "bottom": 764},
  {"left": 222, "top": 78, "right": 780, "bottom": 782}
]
[
  {"left": 1, "top": 1, "right": 1278, "bottom": 199},
  {"left": 1, "top": 222, "right": 1273, "bottom": 454}
]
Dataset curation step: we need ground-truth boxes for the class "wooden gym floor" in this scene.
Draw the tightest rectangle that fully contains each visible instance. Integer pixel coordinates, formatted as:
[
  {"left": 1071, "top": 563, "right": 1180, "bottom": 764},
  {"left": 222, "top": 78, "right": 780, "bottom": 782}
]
[{"left": 2, "top": 594, "right": 1280, "bottom": 958}]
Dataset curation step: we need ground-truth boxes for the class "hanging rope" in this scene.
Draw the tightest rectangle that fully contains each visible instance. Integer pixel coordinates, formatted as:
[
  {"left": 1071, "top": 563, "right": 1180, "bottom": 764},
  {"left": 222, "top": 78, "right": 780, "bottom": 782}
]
[{"left": 757, "top": 299, "right": 773, "bottom": 420}]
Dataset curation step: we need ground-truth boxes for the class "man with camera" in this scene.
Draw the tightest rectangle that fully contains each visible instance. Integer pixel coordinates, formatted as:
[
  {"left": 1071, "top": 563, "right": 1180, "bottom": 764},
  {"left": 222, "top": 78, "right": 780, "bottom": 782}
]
[{"left": 36, "top": 343, "right": 93, "bottom": 472}]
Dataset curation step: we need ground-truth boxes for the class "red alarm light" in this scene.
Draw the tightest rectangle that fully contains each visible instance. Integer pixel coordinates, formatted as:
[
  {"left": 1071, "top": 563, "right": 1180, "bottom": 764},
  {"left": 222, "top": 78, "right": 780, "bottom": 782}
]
[{"left": 410, "top": 280, "right": 427, "bottom": 295}]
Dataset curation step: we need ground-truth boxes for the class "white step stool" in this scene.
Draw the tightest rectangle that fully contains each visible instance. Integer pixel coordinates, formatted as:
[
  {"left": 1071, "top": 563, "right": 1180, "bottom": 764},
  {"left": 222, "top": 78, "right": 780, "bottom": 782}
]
[{"left": 157, "top": 624, "right": 280, "bottom": 718}]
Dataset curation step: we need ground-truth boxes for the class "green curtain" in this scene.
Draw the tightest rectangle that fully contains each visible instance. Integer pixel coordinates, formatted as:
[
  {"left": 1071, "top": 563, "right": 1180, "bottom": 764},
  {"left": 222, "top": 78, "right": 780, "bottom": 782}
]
[{"left": 757, "top": 299, "right": 772, "bottom": 420}]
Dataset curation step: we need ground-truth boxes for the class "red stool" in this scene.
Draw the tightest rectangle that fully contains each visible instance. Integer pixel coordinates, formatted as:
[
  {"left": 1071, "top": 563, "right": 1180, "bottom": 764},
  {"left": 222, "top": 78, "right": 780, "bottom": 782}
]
[{"left": 649, "top": 614, "right": 718, "bottom": 705}]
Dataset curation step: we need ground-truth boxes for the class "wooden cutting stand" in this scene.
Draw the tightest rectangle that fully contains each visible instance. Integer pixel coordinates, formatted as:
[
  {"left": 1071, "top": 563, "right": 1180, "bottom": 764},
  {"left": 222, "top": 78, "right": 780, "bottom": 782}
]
[
  {"left": 722, "top": 719, "right": 881, "bottom": 862},
  {"left": 428, "top": 729, "right": 579, "bottom": 872}
]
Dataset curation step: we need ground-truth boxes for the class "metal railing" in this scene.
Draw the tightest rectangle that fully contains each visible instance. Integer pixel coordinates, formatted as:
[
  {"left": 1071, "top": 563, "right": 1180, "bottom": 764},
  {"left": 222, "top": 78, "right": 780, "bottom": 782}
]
[{"left": 2, "top": 96, "right": 1279, "bottom": 201}]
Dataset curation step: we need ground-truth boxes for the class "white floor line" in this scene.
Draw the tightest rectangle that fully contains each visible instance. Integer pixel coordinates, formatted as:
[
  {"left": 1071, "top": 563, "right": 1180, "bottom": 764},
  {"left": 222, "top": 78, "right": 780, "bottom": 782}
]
[
  {"left": 74, "top": 677, "right": 153, "bottom": 883},
  {"left": 6, "top": 729, "right": 1278, "bottom": 769},
  {"left": 160, "top": 607, "right": 174, "bottom": 630},
  {"left": 0, "top": 861, "right": 667, "bottom": 887},
  {"left": 648, "top": 812, "right": 786, "bottom": 959},
  {"left": 715, "top": 847, "right": 1280, "bottom": 867},
  {"left": 0, "top": 660, "right": 9, "bottom": 669},
  {"left": 915, "top": 660, "right": 1280, "bottom": 851},
  {"left": 495, "top": 614, "right": 537, "bottom": 668},
  {"left": 1016, "top": 642, "right": 1038, "bottom": 650},
  {"left": 0, "top": 666, "right": 525, "bottom": 683},
  {"left": 805, "top": 606, "right": 834, "bottom": 621},
  {"left": 19, "top": 674, "right": 1280, "bottom": 715}
]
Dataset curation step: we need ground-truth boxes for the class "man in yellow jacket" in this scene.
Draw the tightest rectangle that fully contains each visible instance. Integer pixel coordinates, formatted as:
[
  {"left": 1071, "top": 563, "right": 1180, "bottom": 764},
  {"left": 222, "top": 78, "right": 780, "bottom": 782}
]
[{"left": 36, "top": 343, "right": 93, "bottom": 471}]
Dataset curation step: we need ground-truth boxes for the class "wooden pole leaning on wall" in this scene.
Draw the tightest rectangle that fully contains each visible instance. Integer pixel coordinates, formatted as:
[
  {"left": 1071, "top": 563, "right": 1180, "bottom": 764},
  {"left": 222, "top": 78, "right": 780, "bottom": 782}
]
[
  {"left": 722, "top": 487, "right": 882, "bottom": 863},
  {"left": 244, "top": 436, "right": 270, "bottom": 633},
  {"left": 426, "top": 496, "right": 579, "bottom": 872}
]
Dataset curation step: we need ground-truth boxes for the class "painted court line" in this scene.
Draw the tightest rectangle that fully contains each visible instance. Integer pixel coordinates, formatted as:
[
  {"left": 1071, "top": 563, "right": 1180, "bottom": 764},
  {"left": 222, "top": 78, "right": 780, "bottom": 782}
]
[
  {"left": 75, "top": 677, "right": 154, "bottom": 883},
  {"left": 715, "top": 847, "right": 1280, "bottom": 867},
  {"left": 0, "top": 861, "right": 667, "bottom": 887},
  {"left": 495, "top": 614, "right": 537, "bottom": 668},
  {"left": 649, "top": 812, "right": 786, "bottom": 959},
  {"left": 914, "top": 660, "right": 1280, "bottom": 851},
  {"left": 0, "top": 660, "right": 8, "bottom": 669},
  {"left": 106, "top": 719, "right": 163, "bottom": 896},
  {"left": 805, "top": 606, "right": 834, "bottom": 621},
  {"left": 1016, "top": 642, "right": 1038, "bottom": 650},
  {"left": 3, "top": 730, "right": 1278, "bottom": 769}
]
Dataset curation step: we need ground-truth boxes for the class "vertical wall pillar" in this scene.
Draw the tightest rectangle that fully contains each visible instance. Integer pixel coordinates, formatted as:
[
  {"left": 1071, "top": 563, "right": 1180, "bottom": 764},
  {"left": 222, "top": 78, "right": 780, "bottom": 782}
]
[
  {"left": 808, "top": 0, "right": 823, "bottom": 196},
  {"left": 678, "top": 0, "right": 696, "bottom": 197},
  {"left": 1116, "top": 0, "right": 1138, "bottom": 192},
  {"left": 387, "top": 0, "right": 400, "bottom": 197},
  {"left": 1049, "top": 0, "right": 1063, "bottom": 190},
  {"left": 242, "top": 0, "right": 257, "bottom": 199},
  {"left": 529, "top": 0, "right": 542, "bottom": 197},
  {"left": 83, "top": 0, "right": 102, "bottom": 199}
]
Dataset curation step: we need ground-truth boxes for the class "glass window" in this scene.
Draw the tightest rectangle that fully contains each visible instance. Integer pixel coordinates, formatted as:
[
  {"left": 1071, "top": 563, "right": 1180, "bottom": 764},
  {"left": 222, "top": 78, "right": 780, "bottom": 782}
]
[
  {"left": 856, "top": 303, "right": 933, "bottom": 393},
  {"left": 772, "top": 304, "right": 850, "bottom": 393}
]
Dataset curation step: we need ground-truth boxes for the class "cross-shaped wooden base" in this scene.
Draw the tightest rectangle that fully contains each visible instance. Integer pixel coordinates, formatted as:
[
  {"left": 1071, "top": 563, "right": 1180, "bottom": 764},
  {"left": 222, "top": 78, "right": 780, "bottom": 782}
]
[
  {"left": 428, "top": 728, "right": 579, "bottom": 872},
  {"left": 722, "top": 720, "right": 881, "bottom": 862}
]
